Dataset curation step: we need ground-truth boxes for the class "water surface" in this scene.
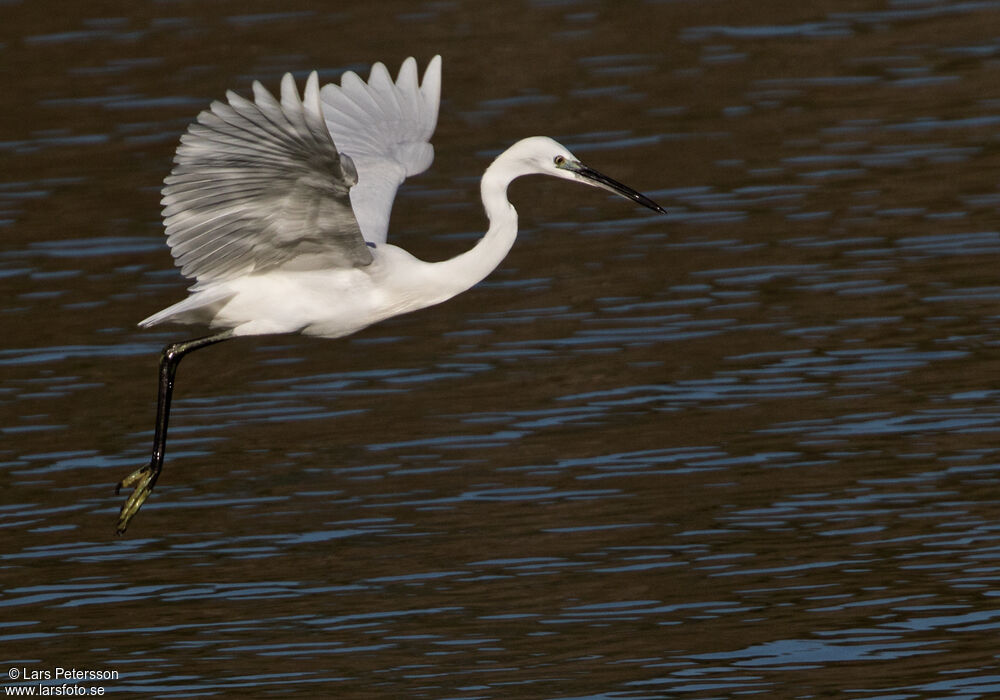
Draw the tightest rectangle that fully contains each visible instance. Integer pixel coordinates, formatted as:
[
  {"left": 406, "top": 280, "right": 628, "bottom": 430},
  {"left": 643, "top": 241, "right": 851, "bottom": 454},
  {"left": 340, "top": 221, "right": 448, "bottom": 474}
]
[{"left": 3, "top": 0, "right": 1000, "bottom": 697}]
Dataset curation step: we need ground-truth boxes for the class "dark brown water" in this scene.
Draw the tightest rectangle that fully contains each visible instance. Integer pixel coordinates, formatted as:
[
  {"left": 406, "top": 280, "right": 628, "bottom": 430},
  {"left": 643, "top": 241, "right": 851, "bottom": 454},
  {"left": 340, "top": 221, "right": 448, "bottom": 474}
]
[{"left": 4, "top": 1, "right": 1000, "bottom": 697}]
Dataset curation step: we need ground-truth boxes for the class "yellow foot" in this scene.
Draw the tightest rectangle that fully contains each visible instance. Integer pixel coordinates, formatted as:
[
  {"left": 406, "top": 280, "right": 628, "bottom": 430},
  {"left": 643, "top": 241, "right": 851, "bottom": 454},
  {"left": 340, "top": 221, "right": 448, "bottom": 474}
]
[{"left": 115, "top": 464, "right": 157, "bottom": 535}]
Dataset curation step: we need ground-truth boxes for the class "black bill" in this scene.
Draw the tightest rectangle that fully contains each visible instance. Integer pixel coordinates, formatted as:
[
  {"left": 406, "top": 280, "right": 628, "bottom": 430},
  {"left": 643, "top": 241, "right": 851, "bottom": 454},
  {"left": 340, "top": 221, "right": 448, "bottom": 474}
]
[{"left": 571, "top": 162, "right": 667, "bottom": 214}]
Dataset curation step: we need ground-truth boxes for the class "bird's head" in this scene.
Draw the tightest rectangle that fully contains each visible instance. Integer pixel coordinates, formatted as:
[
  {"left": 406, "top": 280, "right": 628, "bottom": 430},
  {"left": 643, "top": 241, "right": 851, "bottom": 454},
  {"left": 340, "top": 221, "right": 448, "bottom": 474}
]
[{"left": 503, "top": 136, "right": 666, "bottom": 214}]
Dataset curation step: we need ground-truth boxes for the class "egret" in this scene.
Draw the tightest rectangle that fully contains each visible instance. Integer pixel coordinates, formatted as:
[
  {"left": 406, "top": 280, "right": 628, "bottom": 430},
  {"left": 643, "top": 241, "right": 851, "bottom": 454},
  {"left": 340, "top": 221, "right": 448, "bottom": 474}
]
[{"left": 115, "top": 55, "right": 666, "bottom": 534}]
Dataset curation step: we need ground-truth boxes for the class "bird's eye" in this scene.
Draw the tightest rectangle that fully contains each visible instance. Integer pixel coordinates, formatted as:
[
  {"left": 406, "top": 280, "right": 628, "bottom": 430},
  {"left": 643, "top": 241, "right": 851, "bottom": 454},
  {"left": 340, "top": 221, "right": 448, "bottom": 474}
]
[{"left": 554, "top": 155, "right": 566, "bottom": 166}]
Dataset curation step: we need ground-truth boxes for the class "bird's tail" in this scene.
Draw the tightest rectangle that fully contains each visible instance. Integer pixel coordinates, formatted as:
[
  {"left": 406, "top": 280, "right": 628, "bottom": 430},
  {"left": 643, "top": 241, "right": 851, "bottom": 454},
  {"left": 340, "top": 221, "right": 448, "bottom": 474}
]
[{"left": 139, "top": 288, "right": 235, "bottom": 328}]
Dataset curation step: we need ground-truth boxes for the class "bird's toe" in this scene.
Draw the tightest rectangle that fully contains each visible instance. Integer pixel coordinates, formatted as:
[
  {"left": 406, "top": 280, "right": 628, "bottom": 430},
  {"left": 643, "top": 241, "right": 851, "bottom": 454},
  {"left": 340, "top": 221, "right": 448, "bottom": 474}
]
[{"left": 115, "top": 464, "right": 158, "bottom": 534}]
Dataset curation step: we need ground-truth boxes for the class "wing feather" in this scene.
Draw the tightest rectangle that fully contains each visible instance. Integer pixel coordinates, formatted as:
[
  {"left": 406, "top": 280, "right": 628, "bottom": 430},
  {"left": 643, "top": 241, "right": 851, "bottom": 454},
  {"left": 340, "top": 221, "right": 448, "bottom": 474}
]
[
  {"left": 320, "top": 55, "right": 441, "bottom": 244},
  {"left": 161, "top": 71, "right": 372, "bottom": 287}
]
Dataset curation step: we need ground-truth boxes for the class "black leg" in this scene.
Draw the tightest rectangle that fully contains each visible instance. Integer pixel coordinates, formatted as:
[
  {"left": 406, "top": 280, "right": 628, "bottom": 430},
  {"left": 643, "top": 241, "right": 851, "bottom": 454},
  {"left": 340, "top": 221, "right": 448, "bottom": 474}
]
[{"left": 116, "top": 330, "right": 234, "bottom": 534}]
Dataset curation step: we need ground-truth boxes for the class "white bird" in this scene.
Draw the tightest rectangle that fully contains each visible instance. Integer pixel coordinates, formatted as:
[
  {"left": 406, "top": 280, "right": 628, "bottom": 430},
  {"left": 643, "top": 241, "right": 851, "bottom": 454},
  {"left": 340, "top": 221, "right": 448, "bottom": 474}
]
[{"left": 115, "top": 55, "right": 666, "bottom": 534}]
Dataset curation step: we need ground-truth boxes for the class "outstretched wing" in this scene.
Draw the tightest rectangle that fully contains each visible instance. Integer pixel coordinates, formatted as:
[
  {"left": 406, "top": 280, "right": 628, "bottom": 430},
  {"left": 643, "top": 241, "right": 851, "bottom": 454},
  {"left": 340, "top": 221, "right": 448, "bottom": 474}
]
[
  {"left": 161, "top": 72, "right": 373, "bottom": 288},
  {"left": 320, "top": 55, "right": 442, "bottom": 245}
]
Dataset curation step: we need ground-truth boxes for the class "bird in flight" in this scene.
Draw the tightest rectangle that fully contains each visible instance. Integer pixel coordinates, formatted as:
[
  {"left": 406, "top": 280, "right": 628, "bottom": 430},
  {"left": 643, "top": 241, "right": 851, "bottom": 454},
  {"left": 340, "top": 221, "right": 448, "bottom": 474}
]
[{"left": 116, "top": 55, "right": 666, "bottom": 534}]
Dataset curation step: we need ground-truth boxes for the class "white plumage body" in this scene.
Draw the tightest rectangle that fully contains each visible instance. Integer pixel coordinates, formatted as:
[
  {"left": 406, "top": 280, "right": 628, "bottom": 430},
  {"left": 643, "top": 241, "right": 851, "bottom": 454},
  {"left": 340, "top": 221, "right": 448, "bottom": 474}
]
[{"left": 148, "top": 243, "right": 463, "bottom": 338}]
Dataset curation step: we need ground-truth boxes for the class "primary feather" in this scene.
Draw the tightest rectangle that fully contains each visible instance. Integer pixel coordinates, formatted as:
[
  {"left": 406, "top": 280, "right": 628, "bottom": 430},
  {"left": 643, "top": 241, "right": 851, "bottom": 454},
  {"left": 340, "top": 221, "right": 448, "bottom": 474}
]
[
  {"left": 321, "top": 55, "right": 442, "bottom": 244},
  {"left": 160, "top": 71, "right": 373, "bottom": 289}
]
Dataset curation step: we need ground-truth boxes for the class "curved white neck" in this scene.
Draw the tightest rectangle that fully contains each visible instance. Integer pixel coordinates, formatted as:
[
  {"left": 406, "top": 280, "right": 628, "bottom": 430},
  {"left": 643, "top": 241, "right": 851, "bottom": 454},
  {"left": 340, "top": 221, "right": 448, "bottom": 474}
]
[{"left": 429, "top": 153, "right": 525, "bottom": 299}]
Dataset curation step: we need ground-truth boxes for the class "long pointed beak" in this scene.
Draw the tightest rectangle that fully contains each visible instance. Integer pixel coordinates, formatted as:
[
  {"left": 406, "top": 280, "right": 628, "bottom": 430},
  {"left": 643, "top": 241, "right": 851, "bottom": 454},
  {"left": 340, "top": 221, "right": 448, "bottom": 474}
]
[{"left": 568, "top": 161, "right": 667, "bottom": 214}]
